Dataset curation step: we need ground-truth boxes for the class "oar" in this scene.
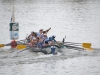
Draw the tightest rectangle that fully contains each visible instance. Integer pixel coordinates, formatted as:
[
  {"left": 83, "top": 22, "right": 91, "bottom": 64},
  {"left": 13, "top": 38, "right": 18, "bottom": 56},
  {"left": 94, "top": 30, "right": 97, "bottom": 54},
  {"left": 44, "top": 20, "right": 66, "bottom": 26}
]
[
  {"left": 0, "top": 44, "right": 5, "bottom": 48},
  {"left": 17, "top": 44, "right": 27, "bottom": 50},
  {"left": 18, "top": 47, "right": 30, "bottom": 53},
  {"left": 64, "top": 42, "right": 92, "bottom": 47},
  {"left": 16, "top": 42, "right": 94, "bottom": 51},
  {"left": 82, "top": 43, "right": 94, "bottom": 51},
  {"left": 0, "top": 40, "right": 94, "bottom": 51},
  {"left": 55, "top": 36, "right": 93, "bottom": 51},
  {"left": 0, "top": 43, "right": 27, "bottom": 51},
  {"left": 64, "top": 43, "right": 81, "bottom": 46},
  {"left": 64, "top": 45, "right": 84, "bottom": 50},
  {"left": 0, "top": 39, "right": 25, "bottom": 48},
  {"left": 64, "top": 42, "right": 81, "bottom": 44},
  {"left": 63, "top": 43, "right": 94, "bottom": 51},
  {"left": 0, "top": 43, "right": 11, "bottom": 48},
  {"left": 0, "top": 43, "right": 27, "bottom": 49}
]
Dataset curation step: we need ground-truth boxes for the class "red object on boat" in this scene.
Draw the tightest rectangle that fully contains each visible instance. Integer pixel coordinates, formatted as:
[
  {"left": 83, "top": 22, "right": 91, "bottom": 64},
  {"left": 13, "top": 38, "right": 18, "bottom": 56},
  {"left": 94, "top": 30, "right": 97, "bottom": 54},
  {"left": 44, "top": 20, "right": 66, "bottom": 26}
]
[{"left": 11, "top": 40, "right": 17, "bottom": 48}]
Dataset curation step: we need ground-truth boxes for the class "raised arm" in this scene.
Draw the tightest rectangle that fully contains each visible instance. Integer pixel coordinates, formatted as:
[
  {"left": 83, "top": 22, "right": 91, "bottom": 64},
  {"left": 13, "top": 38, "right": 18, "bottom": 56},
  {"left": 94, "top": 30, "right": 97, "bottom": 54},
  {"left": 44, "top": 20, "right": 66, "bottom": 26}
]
[{"left": 45, "top": 27, "right": 51, "bottom": 32}]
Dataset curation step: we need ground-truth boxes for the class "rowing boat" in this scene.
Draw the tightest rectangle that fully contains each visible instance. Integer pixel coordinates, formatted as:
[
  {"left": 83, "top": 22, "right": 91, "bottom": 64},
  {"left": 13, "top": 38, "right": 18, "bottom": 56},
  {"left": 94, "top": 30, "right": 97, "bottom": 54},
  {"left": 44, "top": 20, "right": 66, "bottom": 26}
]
[
  {"left": 17, "top": 42, "right": 64, "bottom": 54},
  {"left": 0, "top": 39, "right": 94, "bottom": 55},
  {"left": 16, "top": 40, "right": 91, "bottom": 54},
  {"left": 29, "top": 45, "right": 84, "bottom": 54}
]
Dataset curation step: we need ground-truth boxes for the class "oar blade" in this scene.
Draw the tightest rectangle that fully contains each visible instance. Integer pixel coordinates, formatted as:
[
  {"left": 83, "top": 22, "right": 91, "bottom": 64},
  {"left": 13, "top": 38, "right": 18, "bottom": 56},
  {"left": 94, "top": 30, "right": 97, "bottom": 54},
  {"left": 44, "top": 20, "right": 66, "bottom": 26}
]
[
  {"left": 82, "top": 43, "right": 94, "bottom": 51},
  {"left": 17, "top": 45, "right": 27, "bottom": 50},
  {"left": 82, "top": 43, "right": 91, "bottom": 48},
  {"left": 0, "top": 44, "right": 5, "bottom": 48},
  {"left": 84, "top": 48, "right": 94, "bottom": 51}
]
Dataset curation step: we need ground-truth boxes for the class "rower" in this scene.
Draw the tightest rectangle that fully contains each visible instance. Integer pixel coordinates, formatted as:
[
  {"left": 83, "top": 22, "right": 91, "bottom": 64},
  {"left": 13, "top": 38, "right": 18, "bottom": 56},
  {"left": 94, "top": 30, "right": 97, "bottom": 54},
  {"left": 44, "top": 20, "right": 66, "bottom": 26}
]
[
  {"left": 42, "top": 34, "right": 49, "bottom": 46},
  {"left": 49, "top": 35, "right": 56, "bottom": 43},
  {"left": 51, "top": 45, "right": 56, "bottom": 55},
  {"left": 27, "top": 32, "right": 37, "bottom": 47},
  {"left": 49, "top": 35, "right": 57, "bottom": 54},
  {"left": 26, "top": 31, "right": 34, "bottom": 43},
  {"left": 37, "top": 27, "right": 51, "bottom": 38},
  {"left": 37, "top": 29, "right": 44, "bottom": 39},
  {"left": 41, "top": 35, "right": 57, "bottom": 54},
  {"left": 37, "top": 28, "right": 51, "bottom": 45},
  {"left": 30, "top": 32, "right": 37, "bottom": 46}
]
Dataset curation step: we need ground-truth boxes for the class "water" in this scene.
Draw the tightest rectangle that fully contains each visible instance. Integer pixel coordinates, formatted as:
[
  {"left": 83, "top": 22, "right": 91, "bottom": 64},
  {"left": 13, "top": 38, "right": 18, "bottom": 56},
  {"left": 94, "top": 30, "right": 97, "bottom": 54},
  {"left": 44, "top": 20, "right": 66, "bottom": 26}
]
[{"left": 0, "top": 0, "right": 100, "bottom": 75}]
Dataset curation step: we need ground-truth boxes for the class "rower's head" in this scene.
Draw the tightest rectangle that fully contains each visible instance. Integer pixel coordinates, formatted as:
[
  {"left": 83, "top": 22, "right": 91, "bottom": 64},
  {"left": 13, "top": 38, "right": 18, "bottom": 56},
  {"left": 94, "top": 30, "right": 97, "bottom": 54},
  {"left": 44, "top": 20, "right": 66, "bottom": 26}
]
[
  {"left": 43, "top": 31, "right": 46, "bottom": 34},
  {"left": 32, "top": 32, "right": 37, "bottom": 37},
  {"left": 52, "top": 35, "right": 56, "bottom": 38},
  {"left": 36, "top": 37, "right": 40, "bottom": 42},
  {"left": 31, "top": 31, "right": 34, "bottom": 34},
  {"left": 44, "top": 34, "right": 47, "bottom": 38},
  {"left": 39, "top": 29, "right": 43, "bottom": 33}
]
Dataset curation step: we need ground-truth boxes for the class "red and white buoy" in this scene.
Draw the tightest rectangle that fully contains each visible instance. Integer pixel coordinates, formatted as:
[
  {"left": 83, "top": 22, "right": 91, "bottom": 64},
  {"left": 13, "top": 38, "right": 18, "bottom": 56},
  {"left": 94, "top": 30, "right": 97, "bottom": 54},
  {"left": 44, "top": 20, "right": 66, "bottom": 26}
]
[{"left": 11, "top": 40, "right": 17, "bottom": 48}]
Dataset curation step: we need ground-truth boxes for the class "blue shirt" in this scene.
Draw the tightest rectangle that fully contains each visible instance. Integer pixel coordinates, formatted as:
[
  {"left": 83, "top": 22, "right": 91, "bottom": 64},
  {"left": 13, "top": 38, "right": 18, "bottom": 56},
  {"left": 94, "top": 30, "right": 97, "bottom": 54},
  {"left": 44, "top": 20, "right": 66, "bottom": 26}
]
[
  {"left": 44, "top": 38, "right": 49, "bottom": 43},
  {"left": 37, "top": 32, "right": 44, "bottom": 39},
  {"left": 49, "top": 36, "right": 56, "bottom": 42}
]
